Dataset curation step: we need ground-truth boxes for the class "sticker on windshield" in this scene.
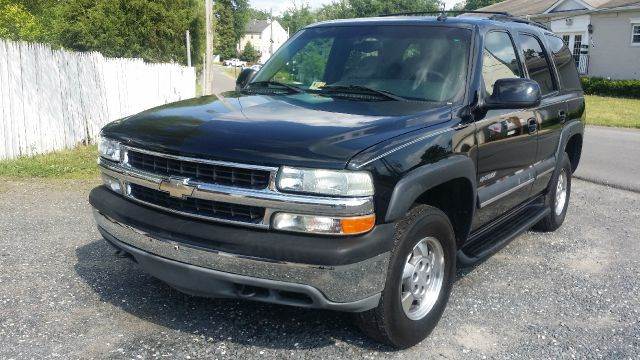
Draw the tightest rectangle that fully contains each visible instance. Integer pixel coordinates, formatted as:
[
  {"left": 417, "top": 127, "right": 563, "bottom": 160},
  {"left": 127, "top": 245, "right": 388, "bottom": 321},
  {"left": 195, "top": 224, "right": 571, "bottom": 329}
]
[{"left": 309, "top": 81, "right": 326, "bottom": 90}]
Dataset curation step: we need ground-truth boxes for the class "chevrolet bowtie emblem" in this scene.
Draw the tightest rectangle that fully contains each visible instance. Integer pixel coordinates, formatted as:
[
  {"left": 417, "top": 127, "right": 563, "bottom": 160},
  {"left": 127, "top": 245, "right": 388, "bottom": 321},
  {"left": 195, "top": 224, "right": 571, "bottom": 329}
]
[{"left": 159, "top": 177, "right": 195, "bottom": 199}]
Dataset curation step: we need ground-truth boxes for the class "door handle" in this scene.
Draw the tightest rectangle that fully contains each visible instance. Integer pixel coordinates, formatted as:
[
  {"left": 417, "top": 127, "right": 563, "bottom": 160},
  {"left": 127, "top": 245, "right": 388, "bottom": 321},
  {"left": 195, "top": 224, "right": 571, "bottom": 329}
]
[
  {"left": 527, "top": 118, "right": 538, "bottom": 134},
  {"left": 558, "top": 110, "right": 567, "bottom": 124}
]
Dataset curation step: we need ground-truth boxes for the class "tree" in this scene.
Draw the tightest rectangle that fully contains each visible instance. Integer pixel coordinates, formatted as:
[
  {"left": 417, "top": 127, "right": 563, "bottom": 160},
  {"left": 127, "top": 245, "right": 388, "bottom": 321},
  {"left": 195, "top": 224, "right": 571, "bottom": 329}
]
[
  {"left": 54, "top": 0, "right": 202, "bottom": 65},
  {"left": 213, "top": 0, "right": 237, "bottom": 59},
  {"left": 232, "top": 0, "right": 250, "bottom": 45},
  {"left": 463, "top": 0, "right": 503, "bottom": 10},
  {"left": 239, "top": 41, "right": 260, "bottom": 63},
  {"left": 280, "top": 1, "right": 316, "bottom": 34},
  {"left": 0, "top": 0, "right": 48, "bottom": 42},
  {"left": 347, "top": 0, "right": 440, "bottom": 17}
]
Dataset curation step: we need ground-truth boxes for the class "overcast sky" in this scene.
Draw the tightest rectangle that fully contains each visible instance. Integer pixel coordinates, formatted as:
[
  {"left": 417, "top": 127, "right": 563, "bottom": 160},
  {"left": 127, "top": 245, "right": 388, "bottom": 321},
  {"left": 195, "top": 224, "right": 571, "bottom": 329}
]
[{"left": 249, "top": 0, "right": 463, "bottom": 15}]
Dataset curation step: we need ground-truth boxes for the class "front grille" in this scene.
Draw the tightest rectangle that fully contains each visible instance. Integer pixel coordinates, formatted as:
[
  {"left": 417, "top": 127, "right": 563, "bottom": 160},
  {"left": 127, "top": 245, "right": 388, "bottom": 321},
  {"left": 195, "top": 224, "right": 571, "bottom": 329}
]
[
  {"left": 129, "top": 184, "right": 265, "bottom": 224},
  {"left": 127, "top": 150, "right": 271, "bottom": 189}
]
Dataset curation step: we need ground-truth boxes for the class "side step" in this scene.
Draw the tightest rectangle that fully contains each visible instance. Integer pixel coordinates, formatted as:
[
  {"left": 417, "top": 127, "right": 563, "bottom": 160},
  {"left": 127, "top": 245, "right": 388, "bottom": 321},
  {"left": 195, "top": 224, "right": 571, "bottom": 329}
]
[{"left": 457, "top": 205, "right": 550, "bottom": 267}]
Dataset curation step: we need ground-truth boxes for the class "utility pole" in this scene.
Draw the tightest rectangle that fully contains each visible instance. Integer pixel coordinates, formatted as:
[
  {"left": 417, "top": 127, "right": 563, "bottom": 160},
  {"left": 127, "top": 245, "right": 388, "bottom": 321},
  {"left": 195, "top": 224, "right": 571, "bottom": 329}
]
[
  {"left": 269, "top": 8, "right": 274, "bottom": 59},
  {"left": 185, "top": 30, "right": 192, "bottom": 67},
  {"left": 204, "top": 0, "right": 214, "bottom": 95}
]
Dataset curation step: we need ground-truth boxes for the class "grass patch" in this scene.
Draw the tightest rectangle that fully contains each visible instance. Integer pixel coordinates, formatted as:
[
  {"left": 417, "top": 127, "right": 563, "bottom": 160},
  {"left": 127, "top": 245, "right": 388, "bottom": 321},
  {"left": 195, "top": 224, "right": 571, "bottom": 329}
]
[
  {"left": 586, "top": 95, "right": 640, "bottom": 129},
  {"left": 0, "top": 145, "right": 99, "bottom": 180}
]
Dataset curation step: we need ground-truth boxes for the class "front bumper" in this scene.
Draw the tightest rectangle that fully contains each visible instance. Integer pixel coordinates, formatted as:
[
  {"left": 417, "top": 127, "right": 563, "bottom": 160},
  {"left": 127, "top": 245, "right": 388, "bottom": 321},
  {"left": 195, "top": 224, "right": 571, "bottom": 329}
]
[{"left": 91, "top": 188, "right": 392, "bottom": 311}]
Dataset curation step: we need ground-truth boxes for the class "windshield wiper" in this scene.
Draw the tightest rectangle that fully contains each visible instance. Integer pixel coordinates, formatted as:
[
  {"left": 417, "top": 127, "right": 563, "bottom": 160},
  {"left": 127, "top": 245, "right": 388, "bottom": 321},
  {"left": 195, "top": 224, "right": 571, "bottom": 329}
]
[
  {"left": 245, "top": 81, "right": 304, "bottom": 93},
  {"left": 319, "top": 85, "right": 407, "bottom": 101}
]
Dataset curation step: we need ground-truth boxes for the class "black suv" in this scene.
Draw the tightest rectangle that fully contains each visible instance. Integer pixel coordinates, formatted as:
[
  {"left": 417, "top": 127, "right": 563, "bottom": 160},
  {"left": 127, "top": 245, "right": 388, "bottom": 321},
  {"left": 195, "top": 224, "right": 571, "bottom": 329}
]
[{"left": 90, "top": 13, "right": 584, "bottom": 348}]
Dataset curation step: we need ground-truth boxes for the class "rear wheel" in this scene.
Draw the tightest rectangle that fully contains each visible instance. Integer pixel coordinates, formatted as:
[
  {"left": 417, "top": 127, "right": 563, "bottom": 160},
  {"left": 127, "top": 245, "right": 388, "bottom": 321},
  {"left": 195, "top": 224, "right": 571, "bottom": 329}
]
[
  {"left": 354, "top": 205, "right": 456, "bottom": 348},
  {"left": 534, "top": 152, "right": 572, "bottom": 232}
]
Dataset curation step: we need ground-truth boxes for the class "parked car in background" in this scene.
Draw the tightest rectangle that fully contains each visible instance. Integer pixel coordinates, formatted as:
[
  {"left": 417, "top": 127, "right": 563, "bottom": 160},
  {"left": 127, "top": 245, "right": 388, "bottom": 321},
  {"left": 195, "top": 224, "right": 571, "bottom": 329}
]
[
  {"left": 91, "top": 12, "right": 584, "bottom": 349},
  {"left": 223, "top": 58, "right": 247, "bottom": 67}
]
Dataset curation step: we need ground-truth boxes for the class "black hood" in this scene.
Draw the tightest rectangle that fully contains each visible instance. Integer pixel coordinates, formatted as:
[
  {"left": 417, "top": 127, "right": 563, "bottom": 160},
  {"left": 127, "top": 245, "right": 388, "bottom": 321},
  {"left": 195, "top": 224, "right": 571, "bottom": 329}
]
[{"left": 101, "top": 92, "right": 451, "bottom": 169}]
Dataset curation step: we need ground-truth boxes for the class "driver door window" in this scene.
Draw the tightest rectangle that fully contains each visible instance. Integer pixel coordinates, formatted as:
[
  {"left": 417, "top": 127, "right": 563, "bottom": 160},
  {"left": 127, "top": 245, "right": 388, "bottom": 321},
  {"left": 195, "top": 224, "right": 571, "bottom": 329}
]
[{"left": 482, "top": 31, "right": 523, "bottom": 96}]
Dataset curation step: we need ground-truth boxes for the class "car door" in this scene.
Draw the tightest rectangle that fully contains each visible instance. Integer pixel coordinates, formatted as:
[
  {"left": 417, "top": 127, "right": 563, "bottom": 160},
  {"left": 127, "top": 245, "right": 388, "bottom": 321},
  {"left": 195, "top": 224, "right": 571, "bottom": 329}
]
[
  {"left": 516, "top": 33, "right": 568, "bottom": 196},
  {"left": 472, "top": 30, "right": 538, "bottom": 230}
]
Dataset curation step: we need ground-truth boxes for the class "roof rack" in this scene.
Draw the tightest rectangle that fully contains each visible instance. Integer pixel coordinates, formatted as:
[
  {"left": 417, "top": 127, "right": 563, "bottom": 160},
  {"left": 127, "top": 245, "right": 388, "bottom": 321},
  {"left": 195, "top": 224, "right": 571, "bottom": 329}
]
[
  {"left": 489, "top": 14, "right": 550, "bottom": 30},
  {"left": 379, "top": 10, "right": 510, "bottom": 18},
  {"left": 379, "top": 10, "right": 550, "bottom": 30}
]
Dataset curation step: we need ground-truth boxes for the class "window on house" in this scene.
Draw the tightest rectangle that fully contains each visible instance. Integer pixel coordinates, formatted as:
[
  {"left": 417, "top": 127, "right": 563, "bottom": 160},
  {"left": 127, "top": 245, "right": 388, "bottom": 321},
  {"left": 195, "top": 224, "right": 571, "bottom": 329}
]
[
  {"left": 518, "top": 34, "right": 557, "bottom": 95},
  {"left": 482, "top": 31, "right": 523, "bottom": 96},
  {"left": 572, "top": 34, "right": 582, "bottom": 66},
  {"left": 633, "top": 24, "right": 640, "bottom": 44}
]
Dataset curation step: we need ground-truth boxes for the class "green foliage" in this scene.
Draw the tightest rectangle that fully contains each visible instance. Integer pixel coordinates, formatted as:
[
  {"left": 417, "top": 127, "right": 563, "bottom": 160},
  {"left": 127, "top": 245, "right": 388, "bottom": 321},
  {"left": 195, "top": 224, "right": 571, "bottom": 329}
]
[
  {"left": 0, "top": 0, "right": 208, "bottom": 66},
  {"left": 0, "top": 0, "right": 48, "bottom": 42},
  {"left": 581, "top": 77, "right": 640, "bottom": 99},
  {"left": 281, "top": 2, "right": 317, "bottom": 34},
  {"left": 232, "top": 0, "right": 250, "bottom": 44},
  {"left": 239, "top": 41, "right": 260, "bottom": 63},
  {"left": 463, "top": 0, "right": 502, "bottom": 10},
  {"left": 214, "top": 0, "right": 237, "bottom": 60},
  {"left": 54, "top": 0, "right": 200, "bottom": 64},
  {"left": 348, "top": 0, "right": 440, "bottom": 17},
  {"left": 249, "top": 8, "right": 271, "bottom": 21},
  {"left": 280, "top": 0, "right": 441, "bottom": 34}
]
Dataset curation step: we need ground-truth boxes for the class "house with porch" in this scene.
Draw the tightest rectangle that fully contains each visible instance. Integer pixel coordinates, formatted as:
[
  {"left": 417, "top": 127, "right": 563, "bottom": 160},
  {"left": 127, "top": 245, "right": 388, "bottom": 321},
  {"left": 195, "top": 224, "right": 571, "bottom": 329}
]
[{"left": 479, "top": 0, "right": 640, "bottom": 79}]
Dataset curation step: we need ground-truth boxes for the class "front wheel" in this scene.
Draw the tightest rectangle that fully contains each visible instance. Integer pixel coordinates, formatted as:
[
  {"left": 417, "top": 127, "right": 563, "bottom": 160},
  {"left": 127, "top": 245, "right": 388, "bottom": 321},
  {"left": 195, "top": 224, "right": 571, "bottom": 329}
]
[{"left": 354, "top": 205, "right": 456, "bottom": 348}]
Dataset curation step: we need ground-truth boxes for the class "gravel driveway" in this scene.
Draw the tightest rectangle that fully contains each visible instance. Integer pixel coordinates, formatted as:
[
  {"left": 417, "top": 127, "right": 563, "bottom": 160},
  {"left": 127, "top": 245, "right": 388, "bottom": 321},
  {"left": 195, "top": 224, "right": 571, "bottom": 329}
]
[{"left": 0, "top": 179, "right": 638, "bottom": 359}]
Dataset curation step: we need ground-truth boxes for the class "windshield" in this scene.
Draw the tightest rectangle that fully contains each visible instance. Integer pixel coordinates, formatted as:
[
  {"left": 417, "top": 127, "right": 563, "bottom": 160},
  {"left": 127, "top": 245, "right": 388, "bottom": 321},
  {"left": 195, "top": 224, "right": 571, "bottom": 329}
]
[{"left": 252, "top": 25, "right": 472, "bottom": 102}]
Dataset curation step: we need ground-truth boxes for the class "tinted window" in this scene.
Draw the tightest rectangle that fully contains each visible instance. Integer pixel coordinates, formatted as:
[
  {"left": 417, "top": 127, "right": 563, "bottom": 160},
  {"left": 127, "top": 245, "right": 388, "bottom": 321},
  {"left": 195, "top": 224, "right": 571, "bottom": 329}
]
[
  {"left": 255, "top": 26, "right": 472, "bottom": 102},
  {"left": 518, "top": 34, "right": 556, "bottom": 95},
  {"left": 482, "top": 31, "right": 523, "bottom": 95},
  {"left": 546, "top": 35, "right": 582, "bottom": 91}
]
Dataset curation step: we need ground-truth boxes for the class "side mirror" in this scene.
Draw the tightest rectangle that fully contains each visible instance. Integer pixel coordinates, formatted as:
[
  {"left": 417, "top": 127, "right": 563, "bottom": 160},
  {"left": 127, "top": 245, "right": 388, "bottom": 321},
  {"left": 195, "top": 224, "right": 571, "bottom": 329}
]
[
  {"left": 236, "top": 68, "right": 257, "bottom": 91},
  {"left": 485, "top": 78, "right": 541, "bottom": 110}
]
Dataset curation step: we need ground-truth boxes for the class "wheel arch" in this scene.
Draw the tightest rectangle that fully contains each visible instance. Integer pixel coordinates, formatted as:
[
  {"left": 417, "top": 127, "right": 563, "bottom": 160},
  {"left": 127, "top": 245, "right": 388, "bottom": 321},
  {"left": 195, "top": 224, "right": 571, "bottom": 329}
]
[
  {"left": 556, "top": 120, "right": 584, "bottom": 173},
  {"left": 385, "top": 156, "right": 477, "bottom": 246}
]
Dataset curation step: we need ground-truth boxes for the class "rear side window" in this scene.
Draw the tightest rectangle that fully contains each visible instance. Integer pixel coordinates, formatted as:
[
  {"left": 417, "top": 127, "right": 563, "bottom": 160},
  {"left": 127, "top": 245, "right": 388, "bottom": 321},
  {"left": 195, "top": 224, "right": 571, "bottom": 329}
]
[
  {"left": 482, "top": 31, "right": 523, "bottom": 95},
  {"left": 518, "top": 34, "right": 557, "bottom": 95},
  {"left": 545, "top": 35, "right": 582, "bottom": 91}
]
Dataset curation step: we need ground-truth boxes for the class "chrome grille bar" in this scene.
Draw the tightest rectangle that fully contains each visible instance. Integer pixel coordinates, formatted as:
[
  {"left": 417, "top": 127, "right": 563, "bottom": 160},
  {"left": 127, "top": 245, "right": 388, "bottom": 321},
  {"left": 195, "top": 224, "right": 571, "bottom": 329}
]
[{"left": 99, "top": 150, "right": 375, "bottom": 228}]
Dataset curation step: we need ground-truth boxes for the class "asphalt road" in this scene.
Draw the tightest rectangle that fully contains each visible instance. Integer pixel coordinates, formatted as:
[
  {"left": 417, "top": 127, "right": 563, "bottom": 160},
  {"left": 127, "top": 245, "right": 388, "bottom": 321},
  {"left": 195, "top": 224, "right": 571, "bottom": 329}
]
[
  {"left": 574, "top": 126, "right": 640, "bottom": 193},
  {"left": 212, "top": 65, "right": 237, "bottom": 94},
  {"left": 1, "top": 179, "right": 638, "bottom": 359}
]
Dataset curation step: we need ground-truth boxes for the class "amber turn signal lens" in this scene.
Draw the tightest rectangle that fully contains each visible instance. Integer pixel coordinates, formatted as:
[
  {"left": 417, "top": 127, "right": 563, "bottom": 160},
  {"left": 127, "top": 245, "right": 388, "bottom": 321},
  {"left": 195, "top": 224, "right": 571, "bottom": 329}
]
[{"left": 340, "top": 214, "right": 376, "bottom": 235}]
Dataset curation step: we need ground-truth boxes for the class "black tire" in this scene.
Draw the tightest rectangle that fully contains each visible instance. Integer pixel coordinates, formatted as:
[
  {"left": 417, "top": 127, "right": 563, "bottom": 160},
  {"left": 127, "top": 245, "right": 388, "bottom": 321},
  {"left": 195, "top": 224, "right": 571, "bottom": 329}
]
[
  {"left": 354, "top": 205, "right": 456, "bottom": 349},
  {"left": 533, "top": 152, "right": 572, "bottom": 232}
]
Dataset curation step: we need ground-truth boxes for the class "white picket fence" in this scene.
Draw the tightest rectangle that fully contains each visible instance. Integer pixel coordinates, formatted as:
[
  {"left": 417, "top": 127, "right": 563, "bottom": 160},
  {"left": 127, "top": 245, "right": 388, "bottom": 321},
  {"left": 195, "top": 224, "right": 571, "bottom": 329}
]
[{"left": 0, "top": 39, "right": 196, "bottom": 160}]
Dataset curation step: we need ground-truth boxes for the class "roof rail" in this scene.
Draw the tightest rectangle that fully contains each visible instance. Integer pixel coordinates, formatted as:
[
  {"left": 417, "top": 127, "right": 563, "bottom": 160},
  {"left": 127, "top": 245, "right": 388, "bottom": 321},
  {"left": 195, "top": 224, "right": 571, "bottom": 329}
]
[
  {"left": 489, "top": 14, "right": 550, "bottom": 30},
  {"left": 379, "top": 10, "right": 511, "bottom": 17},
  {"left": 379, "top": 10, "right": 550, "bottom": 31}
]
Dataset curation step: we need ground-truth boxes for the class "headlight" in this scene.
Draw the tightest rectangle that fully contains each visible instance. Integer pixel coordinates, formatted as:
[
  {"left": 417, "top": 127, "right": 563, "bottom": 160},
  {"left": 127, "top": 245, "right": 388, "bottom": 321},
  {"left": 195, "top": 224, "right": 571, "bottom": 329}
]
[
  {"left": 98, "top": 136, "right": 121, "bottom": 162},
  {"left": 277, "top": 167, "right": 374, "bottom": 197},
  {"left": 272, "top": 213, "right": 375, "bottom": 235}
]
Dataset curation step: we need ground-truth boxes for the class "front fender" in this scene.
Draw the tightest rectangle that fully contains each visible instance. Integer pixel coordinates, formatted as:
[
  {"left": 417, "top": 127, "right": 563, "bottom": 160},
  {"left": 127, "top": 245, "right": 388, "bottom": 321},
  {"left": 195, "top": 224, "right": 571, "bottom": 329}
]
[{"left": 385, "top": 155, "right": 477, "bottom": 223}]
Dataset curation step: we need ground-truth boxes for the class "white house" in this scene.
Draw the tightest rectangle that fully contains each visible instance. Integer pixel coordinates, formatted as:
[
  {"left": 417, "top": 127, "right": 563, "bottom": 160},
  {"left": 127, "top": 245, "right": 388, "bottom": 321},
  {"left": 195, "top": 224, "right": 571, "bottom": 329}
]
[
  {"left": 480, "top": 0, "right": 640, "bottom": 79},
  {"left": 238, "top": 19, "right": 289, "bottom": 64}
]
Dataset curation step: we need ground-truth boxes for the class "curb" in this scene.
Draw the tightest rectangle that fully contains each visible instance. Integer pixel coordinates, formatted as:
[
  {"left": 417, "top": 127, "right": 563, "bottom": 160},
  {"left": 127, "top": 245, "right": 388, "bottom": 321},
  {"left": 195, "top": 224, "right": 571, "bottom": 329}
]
[{"left": 574, "top": 175, "right": 640, "bottom": 194}]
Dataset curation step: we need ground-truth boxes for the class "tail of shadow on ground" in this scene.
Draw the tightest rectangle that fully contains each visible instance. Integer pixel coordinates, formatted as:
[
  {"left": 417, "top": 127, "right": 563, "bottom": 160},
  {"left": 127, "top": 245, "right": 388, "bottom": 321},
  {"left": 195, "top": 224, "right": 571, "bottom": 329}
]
[{"left": 74, "top": 239, "right": 395, "bottom": 352}]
